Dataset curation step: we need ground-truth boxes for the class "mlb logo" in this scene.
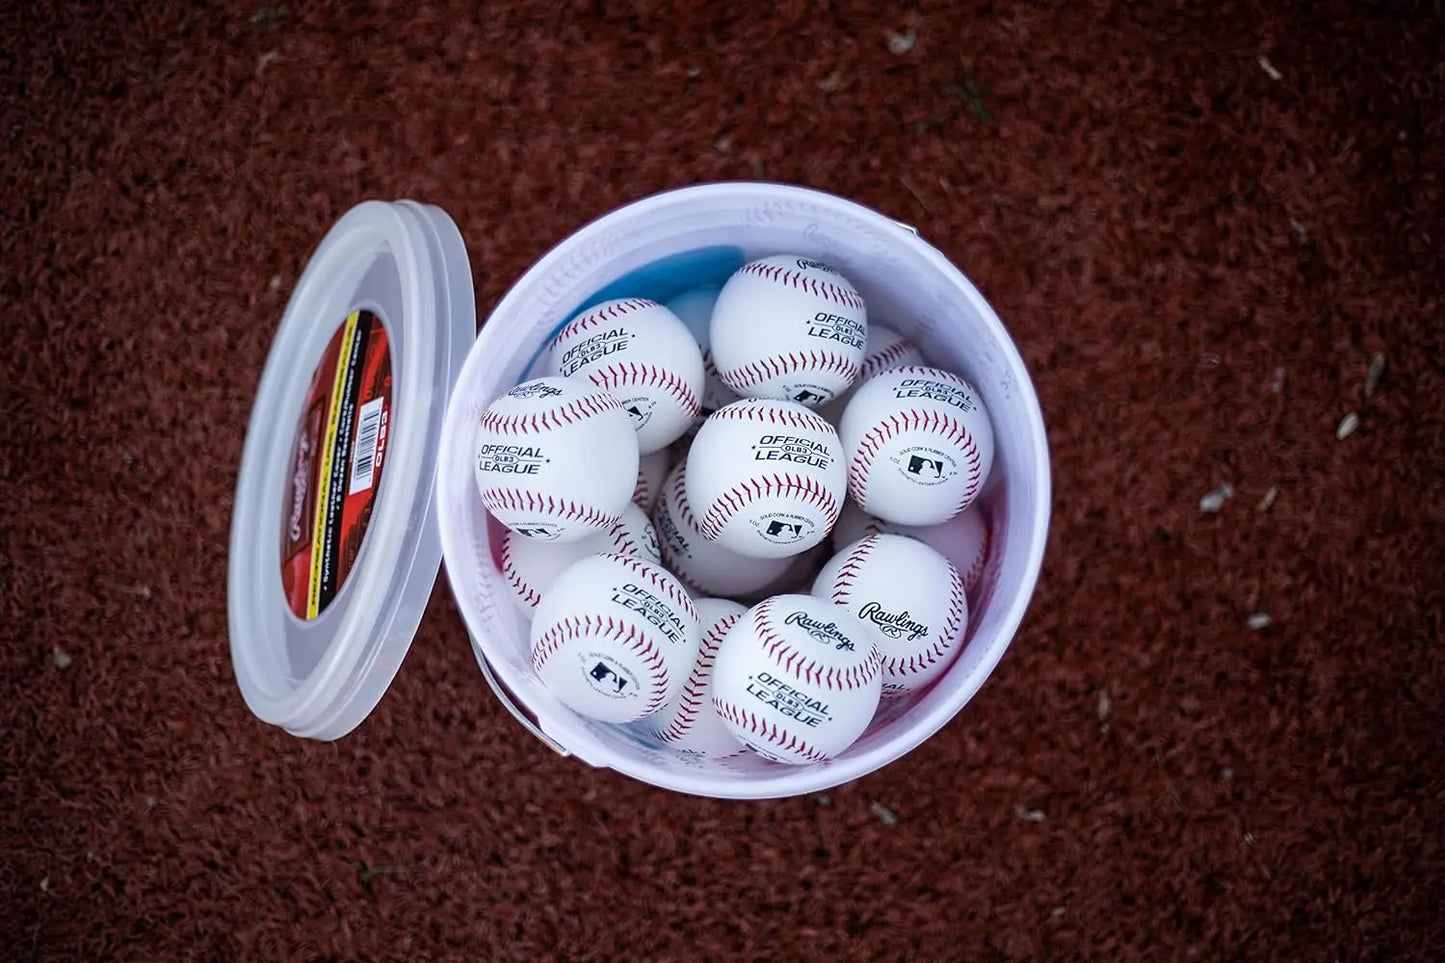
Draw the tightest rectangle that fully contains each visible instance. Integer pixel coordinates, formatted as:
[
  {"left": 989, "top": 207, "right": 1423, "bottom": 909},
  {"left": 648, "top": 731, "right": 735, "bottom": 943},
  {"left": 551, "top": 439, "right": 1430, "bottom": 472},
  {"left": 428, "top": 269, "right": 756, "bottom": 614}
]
[
  {"left": 907, "top": 455, "right": 945, "bottom": 478},
  {"left": 791, "top": 388, "right": 826, "bottom": 405},
  {"left": 514, "top": 525, "right": 554, "bottom": 539},
  {"left": 589, "top": 661, "right": 627, "bottom": 693},
  {"left": 766, "top": 520, "right": 803, "bottom": 538}
]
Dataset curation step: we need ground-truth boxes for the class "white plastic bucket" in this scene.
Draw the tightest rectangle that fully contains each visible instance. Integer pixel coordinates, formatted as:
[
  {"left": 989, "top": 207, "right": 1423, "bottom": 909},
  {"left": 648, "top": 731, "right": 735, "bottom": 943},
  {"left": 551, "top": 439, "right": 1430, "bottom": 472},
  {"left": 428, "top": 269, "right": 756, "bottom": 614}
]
[{"left": 435, "top": 182, "right": 1051, "bottom": 800}]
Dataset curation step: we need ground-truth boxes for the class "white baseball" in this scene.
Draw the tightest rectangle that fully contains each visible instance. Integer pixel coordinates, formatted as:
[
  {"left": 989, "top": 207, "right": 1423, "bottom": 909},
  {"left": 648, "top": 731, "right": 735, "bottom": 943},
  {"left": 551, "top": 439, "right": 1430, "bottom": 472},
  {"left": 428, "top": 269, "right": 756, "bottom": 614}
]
[
  {"left": 819, "top": 324, "right": 925, "bottom": 423},
  {"left": 632, "top": 448, "right": 671, "bottom": 514},
  {"left": 665, "top": 286, "right": 740, "bottom": 420},
  {"left": 530, "top": 552, "right": 700, "bottom": 724},
  {"left": 833, "top": 499, "right": 991, "bottom": 593},
  {"left": 651, "top": 460, "right": 791, "bottom": 598},
  {"left": 649, "top": 598, "right": 749, "bottom": 756},
  {"left": 710, "top": 594, "right": 881, "bottom": 765},
  {"left": 500, "top": 502, "right": 660, "bottom": 611},
  {"left": 474, "top": 376, "right": 639, "bottom": 543},
  {"left": 812, "top": 534, "right": 968, "bottom": 694},
  {"left": 709, "top": 255, "right": 867, "bottom": 406},
  {"left": 839, "top": 365, "right": 996, "bottom": 526},
  {"left": 685, "top": 399, "right": 846, "bottom": 559},
  {"left": 544, "top": 298, "right": 704, "bottom": 453},
  {"left": 741, "top": 539, "right": 827, "bottom": 602}
]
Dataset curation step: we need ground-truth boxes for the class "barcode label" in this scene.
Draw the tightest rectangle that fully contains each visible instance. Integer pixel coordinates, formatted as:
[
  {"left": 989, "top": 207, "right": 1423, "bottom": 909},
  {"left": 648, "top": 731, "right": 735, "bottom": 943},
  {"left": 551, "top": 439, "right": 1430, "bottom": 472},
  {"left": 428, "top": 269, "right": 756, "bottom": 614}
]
[{"left": 348, "top": 397, "right": 385, "bottom": 495}]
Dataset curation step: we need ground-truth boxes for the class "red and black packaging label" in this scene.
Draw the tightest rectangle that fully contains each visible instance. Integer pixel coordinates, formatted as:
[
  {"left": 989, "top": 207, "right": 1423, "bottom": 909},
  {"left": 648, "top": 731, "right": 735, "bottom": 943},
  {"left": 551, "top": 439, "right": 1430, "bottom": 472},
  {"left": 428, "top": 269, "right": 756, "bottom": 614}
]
[{"left": 279, "top": 310, "right": 392, "bottom": 620}]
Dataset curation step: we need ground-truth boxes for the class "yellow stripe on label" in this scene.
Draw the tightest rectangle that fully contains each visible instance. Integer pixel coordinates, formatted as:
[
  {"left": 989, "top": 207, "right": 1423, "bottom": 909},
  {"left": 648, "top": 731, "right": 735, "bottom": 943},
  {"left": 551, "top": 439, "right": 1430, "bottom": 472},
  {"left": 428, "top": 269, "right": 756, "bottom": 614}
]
[{"left": 306, "top": 310, "right": 361, "bottom": 619}]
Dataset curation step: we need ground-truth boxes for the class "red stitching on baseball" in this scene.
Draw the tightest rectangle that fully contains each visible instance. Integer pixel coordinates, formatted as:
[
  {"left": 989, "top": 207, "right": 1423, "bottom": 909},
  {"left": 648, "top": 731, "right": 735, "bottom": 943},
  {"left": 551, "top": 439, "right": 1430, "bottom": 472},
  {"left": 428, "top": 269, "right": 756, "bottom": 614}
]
[
  {"left": 827, "top": 534, "right": 876, "bottom": 607},
  {"left": 658, "top": 612, "right": 741, "bottom": 742},
  {"left": 702, "top": 350, "right": 723, "bottom": 383},
  {"left": 499, "top": 531, "right": 543, "bottom": 608},
  {"left": 586, "top": 361, "right": 701, "bottom": 418},
  {"left": 884, "top": 365, "right": 973, "bottom": 384},
  {"left": 748, "top": 598, "right": 877, "bottom": 692},
  {"left": 598, "top": 553, "right": 697, "bottom": 621},
  {"left": 880, "top": 565, "right": 967, "bottom": 679},
  {"left": 705, "top": 401, "right": 835, "bottom": 434},
  {"left": 532, "top": 613, "right": 672, "bottom": 716},
  {"left": 861, "top": 338, "right": 919, "bottom": 380},
  {"left": 720, "top": 350, "right": 860, "bottom": 392},
  {"left": 964, "top": 523, "right": 990, "bottom": 590},
  {"left": 849, "top": 411, "right": 983, "bottom": 514},
  {"left": 480, "top": 391, "right": 623, "bottom": 436},
  {"left": 555, "top": 298, "right": 658, "bottom": 339},
  {"left": 481, "top": 488, "right": 618, "bottom": 532},
  {"left": 632, "top": 466, "right": 653, "bottom": 511},
  {"left": 698, "top": 473, "right": 840, "bottom": 542},
  {"left": 607, "top": 523, "right": 639, "bottom": 557},
  {"left": 668, "top": 466, "right": 700, "bottom": 533},
  {"left": 712, "top": 697, "right": 831, "bottom": 763},
  {"left": 738, "top": 261, "right": 866, "bottom": 311}
]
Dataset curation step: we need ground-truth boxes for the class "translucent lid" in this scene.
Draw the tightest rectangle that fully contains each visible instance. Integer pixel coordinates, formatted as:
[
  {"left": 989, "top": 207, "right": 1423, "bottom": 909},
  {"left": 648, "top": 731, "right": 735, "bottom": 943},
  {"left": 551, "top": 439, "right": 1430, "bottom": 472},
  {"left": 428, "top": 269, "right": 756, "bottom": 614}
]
[{"left": 227, "top": 200, "right": 475, "bottom": 739}]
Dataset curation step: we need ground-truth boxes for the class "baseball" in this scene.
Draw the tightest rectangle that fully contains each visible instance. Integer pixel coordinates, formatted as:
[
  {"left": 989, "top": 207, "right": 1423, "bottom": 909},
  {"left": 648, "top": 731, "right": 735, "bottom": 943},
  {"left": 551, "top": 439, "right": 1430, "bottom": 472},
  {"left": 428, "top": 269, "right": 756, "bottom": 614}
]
[
  {"left": 500, "top": 501, "right": 660, "bottom": 611},
  {"left": 543, "top": 298, "right": 704, "bottom": 453},
  {"left": 650, "top": 597, "right": 749, "bottom": 756},
  {"left": 632, "top": 448, "right": 671, "bottom": 514},
  {"left": 665, "top": 286, "right": 740, "bottom": 421},
  {"left": 741, "top": 539, "right": 828, "bottom": 602},
  {"left": 710, "top": 594, "right": 881, "bottom": 765},
  {"left": 685, "top": 399, "right": 846, "bottom": 559},
  {"left": 833, "top": 499, "right": 991, "bottom": 593},
  {"left": 709, "top": 255, "right": 867, "bottom": 407},
  {"left": 812, "top": 534, "right": 968, "bottom": 694},
  {"left": 839, "top": 365, "right": 995, "bottom": 526},
  {"left": 530, "top": 552, "right": 700, "bottom": 724},
  {"left": 651, "top": 460, "right": 792, "bottom": 598},
  {"left": 474, "top": 376, "right": 639, "bottom": 543},
  {"left": 819, "top": 323, "right": 925, "bottom": 423}
]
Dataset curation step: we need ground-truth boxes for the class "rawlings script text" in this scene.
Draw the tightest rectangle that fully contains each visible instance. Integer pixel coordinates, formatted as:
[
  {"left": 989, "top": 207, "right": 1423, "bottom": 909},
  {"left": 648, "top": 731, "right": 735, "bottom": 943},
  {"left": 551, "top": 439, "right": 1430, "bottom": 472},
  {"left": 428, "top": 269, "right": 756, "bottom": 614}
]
[
  {"left": 857, "top": 601, "right": 929, "bottom": 641},
  {"left": 783, "top": 610, "right": 857, "bottom": 651}
]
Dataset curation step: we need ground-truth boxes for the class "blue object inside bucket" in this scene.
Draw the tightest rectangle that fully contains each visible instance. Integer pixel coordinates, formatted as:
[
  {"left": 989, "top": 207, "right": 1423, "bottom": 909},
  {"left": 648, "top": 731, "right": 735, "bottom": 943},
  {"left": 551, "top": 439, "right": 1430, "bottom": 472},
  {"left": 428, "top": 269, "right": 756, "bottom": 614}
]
[{"left": 516, "top": 245, "right": 745, "bottom": 383}]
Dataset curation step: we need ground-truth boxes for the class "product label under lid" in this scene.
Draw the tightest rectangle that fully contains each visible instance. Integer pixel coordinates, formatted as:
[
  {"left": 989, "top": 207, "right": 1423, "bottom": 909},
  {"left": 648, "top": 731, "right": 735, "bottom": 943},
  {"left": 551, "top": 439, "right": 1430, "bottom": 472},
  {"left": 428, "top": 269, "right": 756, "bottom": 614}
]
[{"left": 280, "top": 309, "right": 392, "bottom": 620}]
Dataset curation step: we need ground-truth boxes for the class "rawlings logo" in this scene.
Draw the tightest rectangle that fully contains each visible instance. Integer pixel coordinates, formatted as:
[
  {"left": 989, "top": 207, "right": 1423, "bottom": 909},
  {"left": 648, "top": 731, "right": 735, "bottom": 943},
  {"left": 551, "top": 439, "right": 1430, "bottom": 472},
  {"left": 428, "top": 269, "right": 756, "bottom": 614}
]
[
  {"left": 857, "top": 601, "right": 928, "bottom": 641},
  {"left": 506, "top": 381, "right": 563, "bottom": 399},
  {"left": 796, "top": 258, "right": 838, "bottom": 274},
  {"left": 287, "top": 430, "right": 311, "bottom": 544},
  {"left": 782, "top": 610, "right": 857, "bottom": 651}
]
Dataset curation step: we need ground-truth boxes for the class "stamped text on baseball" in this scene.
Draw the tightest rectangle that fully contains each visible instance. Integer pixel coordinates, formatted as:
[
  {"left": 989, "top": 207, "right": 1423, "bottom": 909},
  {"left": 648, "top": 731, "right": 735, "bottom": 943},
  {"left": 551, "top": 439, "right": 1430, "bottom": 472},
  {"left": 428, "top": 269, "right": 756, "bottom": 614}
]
[
  {"left": 746, "top": 670, "right": 832, "bottom": 727},
  {"left": 611, "top": 583, "right": 685, "bottom": 645},
  {"left": 753, "top": 434, "right": 832, "bottom": 469},
  {"left": 476, "top": 444, "right": 546, "bottom": 474},
  {"left": 857, "top": 601, "right": 929, "bottom": 641},
  {"left": 807, "top": 312, "right": 866, "bottom": 349},
  {"left": 783, "top": 610, "right": 857, "bottom": 651},
  {"left": 893, "top": 377, "right": 977, "bottom": 412},
  {"left": 560, "top": 328, "right": 632, "bottom": 375}
]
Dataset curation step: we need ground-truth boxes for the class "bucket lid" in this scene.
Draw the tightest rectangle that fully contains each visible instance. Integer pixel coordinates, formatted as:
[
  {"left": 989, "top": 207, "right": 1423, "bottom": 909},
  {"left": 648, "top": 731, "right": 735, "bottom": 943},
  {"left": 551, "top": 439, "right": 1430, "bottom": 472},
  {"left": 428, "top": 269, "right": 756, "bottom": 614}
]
[{"left": 227, "top": 200, "right": 475, "bottom": 740}]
